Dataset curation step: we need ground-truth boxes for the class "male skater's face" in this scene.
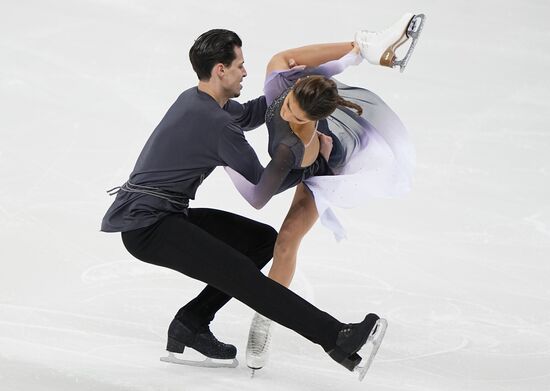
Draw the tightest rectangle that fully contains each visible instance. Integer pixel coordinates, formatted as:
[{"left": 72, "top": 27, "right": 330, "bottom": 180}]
[{"left": 221, "top": 46, "right": 247, "bottom": 98}]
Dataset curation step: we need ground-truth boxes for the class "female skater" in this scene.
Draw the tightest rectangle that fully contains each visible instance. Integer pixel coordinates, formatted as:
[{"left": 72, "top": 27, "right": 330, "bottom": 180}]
[{"left": 222, "top": 13, "right": 425, "bottom": 373}]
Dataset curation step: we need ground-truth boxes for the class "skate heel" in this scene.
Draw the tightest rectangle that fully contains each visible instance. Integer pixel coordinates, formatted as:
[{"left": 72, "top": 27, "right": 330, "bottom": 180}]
[
  {"left": 329, "top": 348, "right": 362, "bottom": 371},
  {"left": 167, "top": 337, "right": 185, "bottom": 353}
]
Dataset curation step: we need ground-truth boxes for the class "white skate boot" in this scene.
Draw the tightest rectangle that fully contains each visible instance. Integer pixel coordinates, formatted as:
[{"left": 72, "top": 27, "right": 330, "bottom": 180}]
[
  {"left": 354, "top": 13, "right": 426, "bottom": 72},
  {"left": 246, "top": 313, "right": 273, "bottom": 377}
]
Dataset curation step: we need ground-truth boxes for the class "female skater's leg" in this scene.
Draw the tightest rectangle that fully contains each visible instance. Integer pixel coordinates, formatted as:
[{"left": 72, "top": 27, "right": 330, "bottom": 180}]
[
  {"left": 246, "top": 184, "right": 319, "bottom": 371},
  {"left": 268, "top": 183, "right": 318, "bottom": 287}
]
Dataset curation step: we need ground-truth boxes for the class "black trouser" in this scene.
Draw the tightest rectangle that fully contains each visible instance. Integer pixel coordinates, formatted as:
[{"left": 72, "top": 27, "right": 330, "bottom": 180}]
[{"left": 121, "top": 208, "right": 343, "bottom": 351}]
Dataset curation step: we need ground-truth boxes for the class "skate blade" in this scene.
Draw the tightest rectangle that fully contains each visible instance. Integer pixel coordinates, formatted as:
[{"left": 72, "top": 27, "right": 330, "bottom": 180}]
[
  {"left": 394, "top": 13, "right": 426, "bottom": 73},
  {"left": 160, "top": 352, "right": 239, "bottom": 368},
  {"left": 354, "top": 318, "right": 388, "bottom": 382},
  {"left": 248, "top": 361, "right": 266, "bottom": 378}
]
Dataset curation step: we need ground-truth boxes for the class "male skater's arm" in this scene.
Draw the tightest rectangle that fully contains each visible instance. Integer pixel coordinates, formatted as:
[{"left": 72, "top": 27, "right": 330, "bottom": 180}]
[{"left": 223, "top": 96, "right": 267, "bottom": 131}]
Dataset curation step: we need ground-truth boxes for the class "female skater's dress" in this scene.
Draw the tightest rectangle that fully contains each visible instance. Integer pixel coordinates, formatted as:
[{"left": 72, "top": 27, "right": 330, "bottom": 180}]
[{"left": 225, "top": 51, "right": 415, "bottom": 240}]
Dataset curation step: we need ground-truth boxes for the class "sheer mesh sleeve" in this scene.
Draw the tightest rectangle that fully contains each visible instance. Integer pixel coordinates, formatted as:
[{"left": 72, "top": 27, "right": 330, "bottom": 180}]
[
  {"left": 224, "top": 143, "right": 296, "bottom": 209},
  {"left": 264, "top": 66, "right": 304, "bottom": 105}
]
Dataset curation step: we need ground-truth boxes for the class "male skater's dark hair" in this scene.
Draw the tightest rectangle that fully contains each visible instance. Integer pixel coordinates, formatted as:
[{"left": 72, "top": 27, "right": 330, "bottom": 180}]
[{"left": 189, "top": 29, "right": 242, "bottom": 81}]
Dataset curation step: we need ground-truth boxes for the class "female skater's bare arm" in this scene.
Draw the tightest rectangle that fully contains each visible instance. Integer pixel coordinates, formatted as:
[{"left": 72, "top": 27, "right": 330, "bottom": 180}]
[
  {"left": 266, "top": 42, "right": 357, "bottom": 76},
  {"left": 264, "top": 44, "right": 361, "bottom": 105}
]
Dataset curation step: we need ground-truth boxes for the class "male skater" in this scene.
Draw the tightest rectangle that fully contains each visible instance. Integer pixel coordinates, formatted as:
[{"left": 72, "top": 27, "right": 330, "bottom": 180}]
[{"left": 102, "top": 29, "right": 383, "bottom": 375}]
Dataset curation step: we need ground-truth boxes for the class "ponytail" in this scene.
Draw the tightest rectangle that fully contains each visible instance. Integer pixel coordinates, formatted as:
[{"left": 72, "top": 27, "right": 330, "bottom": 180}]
[{"left": 337, "top": 96, "right": 363, "bottom": 116}]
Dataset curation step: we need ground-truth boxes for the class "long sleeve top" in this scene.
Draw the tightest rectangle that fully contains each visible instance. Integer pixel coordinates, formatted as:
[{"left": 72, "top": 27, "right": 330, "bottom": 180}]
[{"left": 102, "top": 87, "right": 271, "bottom": 232}]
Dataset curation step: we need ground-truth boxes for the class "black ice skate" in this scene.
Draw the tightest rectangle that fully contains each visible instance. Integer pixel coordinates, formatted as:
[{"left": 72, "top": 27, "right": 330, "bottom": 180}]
[
  {"left": 328, "top": 313, "right": 388, "bottom": 381},
  {"left": 160, "top": 318, "right": 238, "bottom": 368}
]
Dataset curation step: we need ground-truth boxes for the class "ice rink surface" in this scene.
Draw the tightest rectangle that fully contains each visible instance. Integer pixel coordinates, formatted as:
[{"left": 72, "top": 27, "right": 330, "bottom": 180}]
[{"left": 1, "top": 0, "right": 549, "bottom": 390}]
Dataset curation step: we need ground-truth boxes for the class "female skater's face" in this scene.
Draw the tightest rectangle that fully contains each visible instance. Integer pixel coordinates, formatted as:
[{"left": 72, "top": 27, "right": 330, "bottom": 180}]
[{"left": 280, "top": 92, "right": 311, "bottom": 125}]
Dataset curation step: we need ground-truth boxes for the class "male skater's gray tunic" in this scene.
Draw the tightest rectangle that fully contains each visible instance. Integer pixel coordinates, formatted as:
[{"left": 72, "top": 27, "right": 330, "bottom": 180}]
[{"left": 101, "top": 87, "right": 322, "bottom": 232}]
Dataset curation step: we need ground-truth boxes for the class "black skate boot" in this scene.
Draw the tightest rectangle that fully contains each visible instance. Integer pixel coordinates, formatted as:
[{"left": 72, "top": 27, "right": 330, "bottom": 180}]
[
  {"left": 327, "top": 313, "right": 387, "bottom": 380},
  {"left": 160, "top": 318, "right": 238, "bottom": 368}
]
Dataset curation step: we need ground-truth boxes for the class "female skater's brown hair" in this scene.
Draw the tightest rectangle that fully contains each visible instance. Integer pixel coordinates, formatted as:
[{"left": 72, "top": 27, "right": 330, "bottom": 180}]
[{"left": 292, "top": 76, "right": 363, "bottom": 120}]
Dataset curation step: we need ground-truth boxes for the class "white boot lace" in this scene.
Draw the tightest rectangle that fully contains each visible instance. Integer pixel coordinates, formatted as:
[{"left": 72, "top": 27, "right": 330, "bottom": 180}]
[{"left": 246, "top": 313, "right": 273, "bottom": 369}]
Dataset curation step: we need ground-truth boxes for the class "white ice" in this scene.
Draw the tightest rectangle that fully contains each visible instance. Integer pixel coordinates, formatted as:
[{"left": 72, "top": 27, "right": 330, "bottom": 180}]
[{"left": 1, "top": 1, "right": 549, "bottom": 390}]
